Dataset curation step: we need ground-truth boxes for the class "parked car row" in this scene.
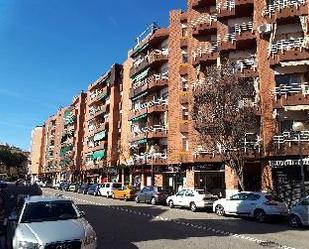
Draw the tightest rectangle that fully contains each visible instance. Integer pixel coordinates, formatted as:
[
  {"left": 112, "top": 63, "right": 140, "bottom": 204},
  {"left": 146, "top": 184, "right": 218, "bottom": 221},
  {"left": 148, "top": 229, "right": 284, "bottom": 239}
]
[{"left": 47, "top": 182, "right": 309, "bottom": 228}]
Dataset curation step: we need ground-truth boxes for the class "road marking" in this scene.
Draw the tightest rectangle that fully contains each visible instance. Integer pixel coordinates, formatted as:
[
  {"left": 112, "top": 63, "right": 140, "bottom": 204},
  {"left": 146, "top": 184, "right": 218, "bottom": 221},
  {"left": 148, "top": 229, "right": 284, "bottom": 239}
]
[{"left": 44, "top": 190, "right": 297, "bottom": 249}]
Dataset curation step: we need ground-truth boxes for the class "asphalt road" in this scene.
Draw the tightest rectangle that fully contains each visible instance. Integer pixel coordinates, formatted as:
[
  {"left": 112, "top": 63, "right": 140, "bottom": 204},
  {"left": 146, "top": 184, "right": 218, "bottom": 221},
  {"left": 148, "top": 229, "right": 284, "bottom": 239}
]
[{"left": 44, "top": 189, "right": 309, "bottom": 249}]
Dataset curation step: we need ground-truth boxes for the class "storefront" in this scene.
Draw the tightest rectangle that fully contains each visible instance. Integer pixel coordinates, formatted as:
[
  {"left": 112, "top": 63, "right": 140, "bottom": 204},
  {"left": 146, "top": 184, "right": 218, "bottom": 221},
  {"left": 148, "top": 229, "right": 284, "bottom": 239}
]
[
  {"left": 193, "top": 163, "right": 225, "bottom": 197},
  {"left": 163, "top": 165, "right": 186, "bottom": 193},
  {"left": 270, "top": 158, "right": 309, "bottom": 205}
]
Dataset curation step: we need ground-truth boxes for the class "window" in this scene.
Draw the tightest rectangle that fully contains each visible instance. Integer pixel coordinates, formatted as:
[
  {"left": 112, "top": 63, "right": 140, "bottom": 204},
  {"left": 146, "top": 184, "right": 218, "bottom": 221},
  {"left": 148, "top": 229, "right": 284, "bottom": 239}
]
[
  {"left": 246, "top": 194, "right": 261, "bottom": 201},
  {"left": 185, "top": 190, "right": 194, "bottom": 197},
  {"left": 181, "top": 134, "right": 189, "bottom": 151},
  {"left": 182, "top": 48, "right": 189, "bottom": 63},
  {"left": 181, "top": 23, "right": 188, "bottom": 37},
  {"left": 181, "top": 75, "right": 189, "bottom": 91},
  {"left": 176, "top": 189, "right": 186, "bottom": 196},
  {"left": 301, "top": 198, "right": 309, "bottom": 206},
  {"left": 275, "top": 74, "right": 302, "bottom": 86},
  {"left": 182, "top": 104, "right": 189, "bottom": 120}
]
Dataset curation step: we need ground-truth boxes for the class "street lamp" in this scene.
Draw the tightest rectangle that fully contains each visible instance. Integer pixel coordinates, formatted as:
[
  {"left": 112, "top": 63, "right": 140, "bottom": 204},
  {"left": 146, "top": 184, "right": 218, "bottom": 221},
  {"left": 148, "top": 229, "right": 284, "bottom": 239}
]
[{"left": 292, "top": 122, "right": 306, "bottom": 198}]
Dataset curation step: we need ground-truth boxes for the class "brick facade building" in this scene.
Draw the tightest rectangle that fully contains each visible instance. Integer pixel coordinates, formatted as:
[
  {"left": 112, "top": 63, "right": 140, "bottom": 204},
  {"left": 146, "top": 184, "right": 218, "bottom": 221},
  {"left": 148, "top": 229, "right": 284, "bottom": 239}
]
[{"left": 31, "top": 0, "right": 309, "bottom": 202}]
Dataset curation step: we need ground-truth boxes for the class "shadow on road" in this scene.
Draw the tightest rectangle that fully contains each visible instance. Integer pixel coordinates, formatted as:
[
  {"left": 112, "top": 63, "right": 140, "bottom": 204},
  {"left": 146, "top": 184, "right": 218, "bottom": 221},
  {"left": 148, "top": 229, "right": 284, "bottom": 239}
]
[{"left": 77, "top": 203, "right": 302, "bottom": 249}]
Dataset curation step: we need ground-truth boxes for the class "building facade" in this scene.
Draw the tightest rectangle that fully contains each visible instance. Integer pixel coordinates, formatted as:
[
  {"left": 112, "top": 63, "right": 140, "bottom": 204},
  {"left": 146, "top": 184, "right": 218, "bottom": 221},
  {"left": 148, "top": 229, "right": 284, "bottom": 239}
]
[
  {"left": 29, "top": 126, "right": 44, "bottom": 182},
  {"left": 31, "top": 0, "right": 309, "bottom": 202}
]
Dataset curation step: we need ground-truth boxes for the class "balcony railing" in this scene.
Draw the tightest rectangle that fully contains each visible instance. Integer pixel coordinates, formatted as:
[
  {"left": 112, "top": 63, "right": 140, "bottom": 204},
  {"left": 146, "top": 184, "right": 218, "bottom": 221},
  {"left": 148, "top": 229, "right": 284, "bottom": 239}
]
[
  {"left": 273, "top": 82, "right": 309, "bottom": 98},
  {"left": 191, "top": 13, "right": 217, "bottom": 28},
  {"left": 192, "top": 43, "right": 218, "bottom": 65},
  {"left": 132, "top": 98, "right": 168, "bottom": 113},
  {"left": 132, "top": 152, "right": 168, "bottom": 165},
  {"left": 216, "top": 0, "right": 236, "bottom": 12},
  {"left": 269, "top": 37, "right": 306, "bottom": 55},
  {"left": 274, "top": 130, "right": 309, "bottom": 148},
  {"left": 132, "top": 72, "right": 168, "bottom": 90},
  {"left": 263, "top": 0, "right": 307, "bottom": 17},
  {"left": 132, "top": 125, "right": 167, "bottom": 136},
  {"left": 232, "top": 56, "right": 257, "bottom": 74}
]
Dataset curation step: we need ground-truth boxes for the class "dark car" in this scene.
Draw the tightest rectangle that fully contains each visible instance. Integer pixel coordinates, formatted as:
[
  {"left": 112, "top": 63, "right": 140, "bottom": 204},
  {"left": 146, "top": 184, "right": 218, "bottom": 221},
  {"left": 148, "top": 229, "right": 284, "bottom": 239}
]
[
  {"left": 60, "top": 182, "right": 70, "bottom": 191},
  {"left": 78, "top": 183, "right": 90, "bottom": 194},
  {"left": 135, "top": 186, "right": 169, "bottom": 205},
  {"left": 87, "top": 184, "right": 100, "bottom": 196}
]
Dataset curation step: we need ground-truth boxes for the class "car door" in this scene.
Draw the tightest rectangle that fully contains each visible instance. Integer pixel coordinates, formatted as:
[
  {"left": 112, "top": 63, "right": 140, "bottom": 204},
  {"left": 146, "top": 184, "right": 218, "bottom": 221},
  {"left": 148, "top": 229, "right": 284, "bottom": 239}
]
[
  {"left": 225, "top": 193, "right": 243, "bottom": 214},
  {"left": 182, "top": 189, "right": 194, "bottom": 207},
  {"left": 139, "top": 187, "right": 148, "bottom": 202},
  {"left": 238, "top": 193, "right": 259, "bottom": 215},
  {"left": 173, "top": 189, "right": 186, "bottom": 206}
]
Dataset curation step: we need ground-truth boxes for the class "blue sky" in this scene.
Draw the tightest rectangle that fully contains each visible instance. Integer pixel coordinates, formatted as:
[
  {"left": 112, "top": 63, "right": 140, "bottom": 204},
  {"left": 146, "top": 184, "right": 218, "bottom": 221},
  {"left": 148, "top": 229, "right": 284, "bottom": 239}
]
[{"left": 0, "top": 0, "right": 186, "bottom": 151}]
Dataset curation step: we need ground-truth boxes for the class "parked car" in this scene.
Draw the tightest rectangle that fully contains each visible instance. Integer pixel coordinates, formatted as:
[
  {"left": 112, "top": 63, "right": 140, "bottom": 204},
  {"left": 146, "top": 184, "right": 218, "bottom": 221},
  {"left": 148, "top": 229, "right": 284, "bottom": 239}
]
[
  {"left": 135, "top": 186, "right": 169, "bottom": 205},
  {"left": 289, "top": 195, "right": 309, "bottom": 228},
  {"left": 60, "top": 182, "right": 70, "bottom": 191},
  {"left": 78, "top": 183, "right": 90, "bottom": 194},
  {"left": 111, "top": 185, "right": 137, "bottom": 201},
  {"left": 87, "top": 184, "right": 100, "bottom": 196},
  {"left": 167, "top": 188, "right": 218, "bottom": 212},
  {"left": 213, "top": 192, "right": 288, "bottom": 222},
  {"left": 7, "top": 195, "right": 97, "bottom": 249},
  {"left": 68, "top": 183, "right": 79, "bottom": 192},
  {"left": 99, "top": 182, "right": 122, "bottom": 198}
]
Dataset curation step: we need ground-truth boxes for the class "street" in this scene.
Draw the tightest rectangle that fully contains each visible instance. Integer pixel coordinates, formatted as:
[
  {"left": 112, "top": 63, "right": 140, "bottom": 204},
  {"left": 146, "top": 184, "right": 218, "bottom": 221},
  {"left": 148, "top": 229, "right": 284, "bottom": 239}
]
[{"left": 44, "top": 189, "right": 309, "bottom": 249}]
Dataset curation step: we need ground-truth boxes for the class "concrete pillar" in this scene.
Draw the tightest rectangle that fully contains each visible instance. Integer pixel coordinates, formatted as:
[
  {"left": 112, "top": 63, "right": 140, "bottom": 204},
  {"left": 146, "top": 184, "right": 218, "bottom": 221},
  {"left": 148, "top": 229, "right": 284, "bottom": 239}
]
[
  {"left": 185, "top": 169, "right": 194, "bottom": 188},
  {"left": 225, "top": 166, "right": 239, "bottom": 198},
  {"left": 154, "top": 174, "right": 163, "bottom": 187},
  {"left": 261, "top": 161, "right": 273, "bottom": 191}
]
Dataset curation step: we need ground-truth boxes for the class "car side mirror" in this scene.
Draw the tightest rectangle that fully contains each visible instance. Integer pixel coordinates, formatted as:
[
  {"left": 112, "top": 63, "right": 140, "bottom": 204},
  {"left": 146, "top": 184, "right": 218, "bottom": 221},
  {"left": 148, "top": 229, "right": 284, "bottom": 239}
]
[{"left": 79, "top": 211, "right": 86, "bottom": 218}]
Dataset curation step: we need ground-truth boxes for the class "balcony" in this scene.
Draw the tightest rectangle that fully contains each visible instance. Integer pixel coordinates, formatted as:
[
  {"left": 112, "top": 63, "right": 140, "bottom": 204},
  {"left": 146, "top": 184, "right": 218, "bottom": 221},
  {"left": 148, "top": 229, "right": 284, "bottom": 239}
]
[
  {"left": 192, "top": 44, "right": 218, "bottom": 66},
  {"left": 89, "top": 104, "right": 109, "bottom": 120},
  {"left": 268, "top": 38, "right": 309, "bottom": 66},
  {"left": 217, "top": 0, "right": 254, "bottom": 19},
  {"left": 133, "top": 152, "right": 168, "bottom": 166},
  {"left": 263, "top": 0, "right": 308, "bottom": 24},
  {"left": 273, "top": 82, "right": 309, "bottom": 108},
  {"left": 88, "top": 122, "right": 108, "bottom": 138},
  {"left": 192, "top": 0, "right": 216, "bottom": 9},
  {"left": 88, "top": 141, "right": 107, "bottom": 153},
  {"left": 129, "top": 98, "right": 168, "bottom": 120},
  {"left": 193, "top": 147, "right": 222, "bottom": 163},
  {"left": 130, "top": 72, "right": 168, "bottom": 99},
  {"left": 192, "top": 14, "right": 217, "bottom": 37},
  {"left": 130, "top": 49, "right": 169, "bottom": 78},
  {"left": 233, "top": 57, "right": 258, "bottom": 78},
  {"left": 273, "top": 130, "right": 309, "bottom": 156}
]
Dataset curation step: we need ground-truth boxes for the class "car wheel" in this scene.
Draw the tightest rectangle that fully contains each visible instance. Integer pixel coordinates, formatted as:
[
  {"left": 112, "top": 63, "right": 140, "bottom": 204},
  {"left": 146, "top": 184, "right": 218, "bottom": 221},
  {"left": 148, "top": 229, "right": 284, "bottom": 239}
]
[
  {"left": 135, "top": 196, "right": 140, "bottom": 203},
  {"left": 124, "top": 195, "right": 128, "bottom": 202},
  {"left": 254, "top": 209, "right": 266, "bottom": 223},
  {"left": 151, "top": 197, "right": 156, "bottom": 205},
  {"left": 190, "top": 202, "right": 197, "bottom": 212},
  {"left": 215, "top": 204, "right": 225, "bottom": 216},
  {"left": 168, "top": 200, "right": 174, "bottom": 208},
  {"left": 289, "top": 214, "right": 302, "bottom": 228}
]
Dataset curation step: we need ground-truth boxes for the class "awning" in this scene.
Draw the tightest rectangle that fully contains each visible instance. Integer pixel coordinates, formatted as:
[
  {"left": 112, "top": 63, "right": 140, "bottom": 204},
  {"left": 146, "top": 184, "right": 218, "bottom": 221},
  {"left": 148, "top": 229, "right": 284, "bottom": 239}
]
[
  {"left": 131, "top": 91, "right": 149, "bottom": 101},
  {"left": 94, "top": 130, "right": 106, "bottom": 141},
  {"left": 137, "top": 139, "right": 147, "bottom": 144},
  {"left": 60, "top": 146, "right": 73, "bottom": 157},
  {"left": 132, "top": 113, "right": 147, "bottom": 122},
  {"left": 92, "top": 150, "right": 106, "bottom": 160},
  {"left": 280, "top": 60, "right": 309, "bottom": 67},
  {"left": 132, "top": 68, "right": 150, "bottom": 83}
]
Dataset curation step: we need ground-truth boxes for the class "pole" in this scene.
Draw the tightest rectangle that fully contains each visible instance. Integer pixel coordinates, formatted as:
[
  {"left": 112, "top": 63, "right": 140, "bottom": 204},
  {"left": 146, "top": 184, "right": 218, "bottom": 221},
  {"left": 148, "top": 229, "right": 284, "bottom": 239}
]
[
  {"left": 299, "top": 134, "right": 306, "bottom": 197},
  {"left": 151, "top": 159, "right": 154, "bottom": 186}
]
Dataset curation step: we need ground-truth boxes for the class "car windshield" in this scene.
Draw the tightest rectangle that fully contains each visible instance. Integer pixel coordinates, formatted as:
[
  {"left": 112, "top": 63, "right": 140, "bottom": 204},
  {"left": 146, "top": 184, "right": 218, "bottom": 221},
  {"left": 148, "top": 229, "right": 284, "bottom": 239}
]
[{"left": 21, "top": 201, "right": 79, "bottom": 223}]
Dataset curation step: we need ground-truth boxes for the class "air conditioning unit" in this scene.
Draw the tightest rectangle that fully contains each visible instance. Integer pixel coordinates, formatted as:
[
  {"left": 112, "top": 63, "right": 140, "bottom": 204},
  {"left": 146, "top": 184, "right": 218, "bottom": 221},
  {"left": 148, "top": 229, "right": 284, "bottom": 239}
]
[{"left": 258, "top": 24, "right": 272, "bottom": 34}]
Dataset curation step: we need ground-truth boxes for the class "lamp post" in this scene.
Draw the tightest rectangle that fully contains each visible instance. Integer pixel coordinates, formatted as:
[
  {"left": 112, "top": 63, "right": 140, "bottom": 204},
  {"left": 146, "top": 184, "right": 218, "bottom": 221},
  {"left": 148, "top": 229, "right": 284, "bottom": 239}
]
[{"left": 292, "top": 122, "right": 306, "bottom": 198}]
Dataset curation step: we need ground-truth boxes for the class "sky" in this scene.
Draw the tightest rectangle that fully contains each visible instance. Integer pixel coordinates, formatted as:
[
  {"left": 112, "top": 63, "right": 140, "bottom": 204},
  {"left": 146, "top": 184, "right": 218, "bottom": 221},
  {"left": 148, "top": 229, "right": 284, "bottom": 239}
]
[{"left": 0, "top": 0, "right": 186, "bottom": 151}]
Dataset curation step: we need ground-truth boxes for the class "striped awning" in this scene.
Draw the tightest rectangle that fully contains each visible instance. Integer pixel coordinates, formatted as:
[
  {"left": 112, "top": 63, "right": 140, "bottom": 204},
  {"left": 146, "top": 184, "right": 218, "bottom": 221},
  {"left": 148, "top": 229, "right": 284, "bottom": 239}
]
[
  {"left": 132, "top": 113, "right": 147, "bottom": 122},
  {"left": 94, "top": 130, "right": 106, "bottom": 141},
  {"left": 132, "top": 68, "right": 150, "bottom": 83},
  {"left": 92, "top": 150, "right": 106, "bottom": 160}
]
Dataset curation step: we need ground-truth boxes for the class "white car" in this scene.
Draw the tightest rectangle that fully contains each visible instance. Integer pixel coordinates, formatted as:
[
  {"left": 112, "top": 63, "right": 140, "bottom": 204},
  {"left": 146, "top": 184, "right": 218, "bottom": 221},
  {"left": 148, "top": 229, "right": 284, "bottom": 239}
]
[
  {"left": 213, "top": 192, "right": 288, "bottom": 222},
  {"left": 8, "top": 195, "right": 97, "bottom": 249},
  {"left": 166, "top": 188, "right": 218, "bottom": 212},
  {"left": 98, "top": 182, "right": 122, "bottom": 197},
  {"left": 289, "top": 195, "right": 309, "bottom": 228}
]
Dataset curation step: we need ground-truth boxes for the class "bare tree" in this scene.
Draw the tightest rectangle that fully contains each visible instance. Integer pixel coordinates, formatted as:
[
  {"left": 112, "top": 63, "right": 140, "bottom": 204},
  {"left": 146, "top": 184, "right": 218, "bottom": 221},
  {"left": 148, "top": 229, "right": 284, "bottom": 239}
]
[{"left": 192, "top": 60, "right": 261, "bottom": 190}]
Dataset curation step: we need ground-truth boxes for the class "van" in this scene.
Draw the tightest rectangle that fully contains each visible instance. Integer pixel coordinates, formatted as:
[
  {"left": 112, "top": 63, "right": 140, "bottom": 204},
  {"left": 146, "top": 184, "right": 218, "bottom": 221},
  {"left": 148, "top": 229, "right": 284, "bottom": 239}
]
[{"left": 98, "top": 182, "right": 122, "bottom": 197}]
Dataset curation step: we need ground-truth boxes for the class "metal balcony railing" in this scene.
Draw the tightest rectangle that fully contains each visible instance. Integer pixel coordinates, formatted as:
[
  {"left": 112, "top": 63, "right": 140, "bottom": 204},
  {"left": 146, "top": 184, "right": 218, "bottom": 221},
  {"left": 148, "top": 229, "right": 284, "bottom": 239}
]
[
  {"left": 263, "top": 0, "right": 307, "bottom": 17},
  {"left": 132, "top": 49, "right": 169, "bottom": 69},
  {"left": 133, "top": 72, "right": 168, "bottom": 90},
  {"left": 132, "top": 98, "right": 168, "bottom": 113},
  {"left": 192, "top": 43, "right": 218, "bottom": 61},
  {"left": 232, "top": 56, "right": 257, "bottom": 72},
  {"left": 269, "top": 37, "right": 306, "bottom": 56},
  {"left": 133, "top": 152, "right": 168, "bottom": 161},
  {"left": 273, "top": 130, "right": 309, "bottom": 148},
  {"left": 273, "top": 82, "right": 309, "bottom": 98},
  {"left": 191, "top": 13, "right": 217, "bottom": 27},
  {"left": 216, "top": 0, "right": 236, "bottom": 12},
  {"left": 132, "top": 124, "right": 168, "bottom": 136},
  {"left": 219, "top": 21, "right": 254, "bottom": 44}
]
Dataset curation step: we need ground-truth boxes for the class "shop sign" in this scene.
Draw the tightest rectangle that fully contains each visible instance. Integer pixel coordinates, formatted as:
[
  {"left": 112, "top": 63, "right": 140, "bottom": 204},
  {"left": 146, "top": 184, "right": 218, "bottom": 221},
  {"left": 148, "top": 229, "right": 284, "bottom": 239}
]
[
  {"left": 193, "top": 163, "right": 224, "bottom": 171},
  {"left": 270, "top": 158, "right": 309, "bottom": 168}
]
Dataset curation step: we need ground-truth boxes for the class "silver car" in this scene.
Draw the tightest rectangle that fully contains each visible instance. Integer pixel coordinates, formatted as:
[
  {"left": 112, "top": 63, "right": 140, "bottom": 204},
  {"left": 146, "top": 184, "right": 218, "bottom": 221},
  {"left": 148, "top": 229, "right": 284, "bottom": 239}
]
[
  {"left": 8, "top": 195, "right": 97, "bottom": 249},
  {"left": 289, "top": 195, "right": 309, "bottom": 228}
]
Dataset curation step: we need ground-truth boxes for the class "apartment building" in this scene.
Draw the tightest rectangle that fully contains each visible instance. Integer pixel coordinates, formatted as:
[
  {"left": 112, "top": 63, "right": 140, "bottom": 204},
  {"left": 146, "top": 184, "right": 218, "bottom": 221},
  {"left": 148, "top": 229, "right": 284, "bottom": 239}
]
[
  {"left": 29, "top": 126, "right": 44, "bottom": 182},
  {"left": 126, "top": 24, "right": 169, "bottom": 188},
  {"left": 82, "top": 64, "right": 123, "bottom": 184}
]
